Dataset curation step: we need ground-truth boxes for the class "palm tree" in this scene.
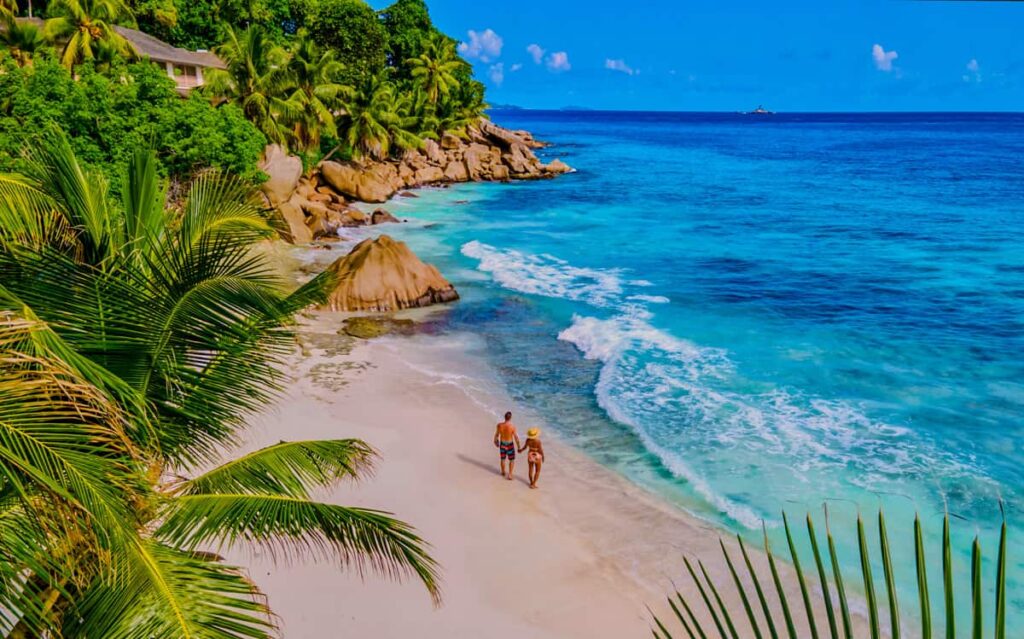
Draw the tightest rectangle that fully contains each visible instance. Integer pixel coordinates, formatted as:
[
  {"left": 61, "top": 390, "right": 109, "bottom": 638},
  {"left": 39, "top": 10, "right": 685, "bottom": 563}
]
[
  {"left": 204, "top": 24, "right": 293, "bottom": 146},
  {"left": 650, "top": 508, "right": 1009, "bottom": 639},
  {"left": 283, "top": 34, "right": 351, "bottom": 152},
  {"left": 0, "top": 16, "right": 47, "bottom": 66},
  {"left": 43, "top": 0, "right": 136, "bottom": 69},
  {"left": 337, "top": 71, "right": 421, "bottom": 160},
  {"left": 406, "top": 33, "right": 463, "bottom": 109},
  {"left": 0, "top": 133, "right": 440, "bottom": 636}
]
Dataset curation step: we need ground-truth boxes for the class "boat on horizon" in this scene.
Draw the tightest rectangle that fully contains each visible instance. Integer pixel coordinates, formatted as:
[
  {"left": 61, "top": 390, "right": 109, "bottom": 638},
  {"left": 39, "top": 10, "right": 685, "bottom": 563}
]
[{"left": 745, "top": 105, "right": 775, "bottom": 115}]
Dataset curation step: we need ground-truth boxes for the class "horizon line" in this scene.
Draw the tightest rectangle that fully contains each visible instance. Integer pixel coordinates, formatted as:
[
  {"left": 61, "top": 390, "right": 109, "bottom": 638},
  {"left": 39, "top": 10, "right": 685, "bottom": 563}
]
[{"left": 487, "top": 106, "right": 1024, "bottom": 115}]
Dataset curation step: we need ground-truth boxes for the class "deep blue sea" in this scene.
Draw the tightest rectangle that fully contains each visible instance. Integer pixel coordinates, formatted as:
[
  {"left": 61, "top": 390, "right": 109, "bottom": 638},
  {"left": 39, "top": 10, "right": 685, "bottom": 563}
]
[{"left": 377, "top": 111, "right": 1024, "bottom": 626}]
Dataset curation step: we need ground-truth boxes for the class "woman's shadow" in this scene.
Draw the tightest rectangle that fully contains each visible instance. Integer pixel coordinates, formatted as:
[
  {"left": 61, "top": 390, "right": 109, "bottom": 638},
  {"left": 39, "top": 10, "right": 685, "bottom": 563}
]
[{"left": 456, "top": 453, "right": 532, "bottom": 487}]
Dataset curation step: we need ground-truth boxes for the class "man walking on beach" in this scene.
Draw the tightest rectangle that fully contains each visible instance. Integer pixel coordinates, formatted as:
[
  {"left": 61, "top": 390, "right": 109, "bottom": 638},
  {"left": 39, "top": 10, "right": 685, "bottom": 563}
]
[{"left": 494, "top": 411, "right": 520, "bottom": 481}]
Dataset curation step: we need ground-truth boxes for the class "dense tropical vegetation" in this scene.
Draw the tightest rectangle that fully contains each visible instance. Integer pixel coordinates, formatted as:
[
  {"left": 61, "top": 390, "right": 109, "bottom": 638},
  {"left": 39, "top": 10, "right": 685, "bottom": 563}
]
[
  {"left": 0, "top": 132, "right": 439, "bottom": 636},
  {"left": 0, "top": 57, "right": 266, "bottom": 193},
  {"left": 0, "top": 0, "right": 488, "bottom": 182},
  {"left": 0, "top": 0, "right": 491, "bottom": 633},
  {"left": 651, "top": 508, "right": 1009, "bottom": 639}
]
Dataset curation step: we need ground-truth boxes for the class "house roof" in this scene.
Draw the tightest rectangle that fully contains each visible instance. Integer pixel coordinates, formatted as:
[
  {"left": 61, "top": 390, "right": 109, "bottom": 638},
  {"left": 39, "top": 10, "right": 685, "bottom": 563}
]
[
  {"left": 113, "top": 25, "right": 225, "bottom": 69},
  {"left": 15, "top": 17, "right": 225, "bottom": 69}
]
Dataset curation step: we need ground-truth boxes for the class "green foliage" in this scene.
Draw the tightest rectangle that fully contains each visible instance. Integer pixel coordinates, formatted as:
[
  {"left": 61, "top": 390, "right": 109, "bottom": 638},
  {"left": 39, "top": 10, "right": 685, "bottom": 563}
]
[
  {"left": 379, "top": 0, "right": 433, "bottom": 72},
  {"left": 306, "top": 0, "right": 387, "bottom": 83},
  {"left": 0, "top": 57, "right": 265, "bottom": 192},
  {"left": 651, "top": 508, "right": 1011, "bottom": 639},
  {"left": 338, "top": 69, "right": 420, "bottom": 160},
  {"left": 204, "top": 24, "right": 293, "bottom": 145},
  {"left": 43, "top": 0, "right": 136, "bottom": 68},
  {"left": 0, "top": 135, "right": 440, "bottom": 635},
  {"left": 137, "top": 0, "right": 299, "bottom": 50},
  {"left": 0, "top": 15, "right": 47, "bottom": 66}
]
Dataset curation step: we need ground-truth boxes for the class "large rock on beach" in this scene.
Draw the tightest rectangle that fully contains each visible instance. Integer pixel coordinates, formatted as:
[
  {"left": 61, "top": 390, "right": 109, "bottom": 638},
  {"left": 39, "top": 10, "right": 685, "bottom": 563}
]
[
  {"left": 443, "top": 160, "right": 469, "bottom": 182},
  {"left": 277, "top": 195, "right": 313, "bottom": 244},
  {"left": 414, "top": 165, "right": 445, "bottom": 184},
  {"left": 320, "top": 161, "right": 396, "bottom": 203},
  {"left": 259, "top": 144, "right": 303, "bottom": 207},
  {"left": 423, "top": 138, "right": 446, "bottom": 165},
  {"left": 320, "top": 235, "right": 459, "bottom": 312}
]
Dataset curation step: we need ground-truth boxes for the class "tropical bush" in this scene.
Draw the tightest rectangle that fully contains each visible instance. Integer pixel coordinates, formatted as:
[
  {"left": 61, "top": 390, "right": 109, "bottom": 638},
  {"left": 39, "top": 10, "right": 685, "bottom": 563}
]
[
  {"left": 42, "top": 0, "right": 135, "bottom": 68},
  {"left": 305, "top": 0, "right": 387, "bottom": 84},
  {"left": 0, "top": 56, "right": 266, "bottom": 192},
  {"left": 0, "top": 133, "right": 439, "bottom": 636},
  {"left": 201, "top": 4, "right": 487, "bottom": 160},
  {"left": 651, "top": 508, "right": 1009, "bottom": 639}
]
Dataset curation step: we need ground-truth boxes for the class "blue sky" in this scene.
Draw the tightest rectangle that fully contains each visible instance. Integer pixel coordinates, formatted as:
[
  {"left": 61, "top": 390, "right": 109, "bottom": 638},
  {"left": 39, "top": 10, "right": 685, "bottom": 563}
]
[{"left": 372, "top": 0, "right": 1024, "bottom": 111}]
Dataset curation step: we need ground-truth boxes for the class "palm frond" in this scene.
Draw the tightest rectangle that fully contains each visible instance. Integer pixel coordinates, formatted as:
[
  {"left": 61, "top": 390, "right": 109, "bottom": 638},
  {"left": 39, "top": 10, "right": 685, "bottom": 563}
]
[
  {"left": 157, "top": 493, "right": 441, "bottom": 604},
  {"left": 71, "top": 538, "right": 274, "bottom": 639},
  {"left": 652, "top": 509, "right": 1011, "bottom": 639},
  {"left": 177, "top": 439, "right": 376, "bottom": 498}
]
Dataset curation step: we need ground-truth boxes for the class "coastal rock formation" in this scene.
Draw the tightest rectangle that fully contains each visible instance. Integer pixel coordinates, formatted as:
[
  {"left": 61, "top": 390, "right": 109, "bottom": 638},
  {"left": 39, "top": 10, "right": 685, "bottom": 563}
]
[
  {"left": 321, "top": 161, "right": 393, "bottom": 203},
  {"left": 277, "top": 195, "right": 313, "bottom": 244},
  {"left": 320, "top": 235, "right": 459, "bottom": 312},
  {"left": 371, "top": 208, "right": 400, "bottom": 225},
  {"left": 544, "top": 159, "right": 572, "bottom": 175},
  {"left": 259, "top": 144, "right": 303, "bottom": 207},
  {"left": 340, "top": 316, "right": 417, "bottom": 339},
  {"left": 266, "top": 120, "right": 571, "bottom": 244}
]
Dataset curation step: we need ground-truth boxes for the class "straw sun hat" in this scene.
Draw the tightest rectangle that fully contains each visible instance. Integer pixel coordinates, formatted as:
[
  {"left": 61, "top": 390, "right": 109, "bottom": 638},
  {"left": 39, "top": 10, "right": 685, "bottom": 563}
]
[{"left": 527, "top": 428, "right": 541, "bottom": 438}]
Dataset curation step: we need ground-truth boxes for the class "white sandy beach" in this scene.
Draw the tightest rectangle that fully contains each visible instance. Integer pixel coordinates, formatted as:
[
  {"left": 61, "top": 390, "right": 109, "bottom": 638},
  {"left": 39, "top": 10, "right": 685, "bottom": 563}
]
[{"left": 223, "top": 310, "right": 871, "bottom": 638}]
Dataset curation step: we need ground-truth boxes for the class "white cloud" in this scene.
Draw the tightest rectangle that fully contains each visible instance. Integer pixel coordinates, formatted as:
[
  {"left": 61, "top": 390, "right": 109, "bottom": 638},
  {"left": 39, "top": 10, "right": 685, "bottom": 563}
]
[
  {"left": 510, "top": 63, "right": 523, "bottom": 72},
  {"left": 872, "top": 44, "right": 898, "bottom": 72},
  {"left": 459, "top": 29, "right": 503, "bottom": 62},
  {"left": 964, "top": 58, "right": 981, "bottom": 82},
  {"left": 527, "top": 44, "right": 545, "bottom": 64},
  {"left": 546, "top": 51, "right": 571, "bottom": 72},
  {"left": 488, "top": 63, "right": 504, "bottom": 86},
  {"left": 604, "top": 58, "right": 634, "bottom": 75}
]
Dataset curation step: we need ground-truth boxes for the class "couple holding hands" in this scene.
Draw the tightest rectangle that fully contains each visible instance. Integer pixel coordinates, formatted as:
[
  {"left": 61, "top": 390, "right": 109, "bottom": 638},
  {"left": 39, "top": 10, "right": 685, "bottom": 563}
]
[{"left": 493, "top": 411, "right": 545, "bottom": 489}]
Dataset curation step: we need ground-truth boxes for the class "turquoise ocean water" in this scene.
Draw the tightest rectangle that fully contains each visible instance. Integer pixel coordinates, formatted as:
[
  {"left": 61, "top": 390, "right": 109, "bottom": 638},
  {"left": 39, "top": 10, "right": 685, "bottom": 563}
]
[{"left": 370, "top": 111, "right": 1024, "bottom": 626}]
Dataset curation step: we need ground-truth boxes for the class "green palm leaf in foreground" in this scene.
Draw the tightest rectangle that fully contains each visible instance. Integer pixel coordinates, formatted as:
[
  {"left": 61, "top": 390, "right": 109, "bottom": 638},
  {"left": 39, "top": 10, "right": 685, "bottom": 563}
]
[
  {"left": 0, "top": 134, "right": 439, "bottom": 636},
  {"left": 652, "top": 508, "right": 1010, "bottom": 639}
]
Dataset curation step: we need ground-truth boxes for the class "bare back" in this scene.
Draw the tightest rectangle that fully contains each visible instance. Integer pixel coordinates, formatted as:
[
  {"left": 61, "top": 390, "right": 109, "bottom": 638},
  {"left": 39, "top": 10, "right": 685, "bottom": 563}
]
[{"left": 496, "top": 421, "right": 517, "bottom": 442}]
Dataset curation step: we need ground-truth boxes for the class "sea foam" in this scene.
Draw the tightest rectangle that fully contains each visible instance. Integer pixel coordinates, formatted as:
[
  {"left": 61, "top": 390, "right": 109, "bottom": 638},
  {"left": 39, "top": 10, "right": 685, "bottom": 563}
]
[
  {"left": 461, "top": 240, "right": 624, "bottom": 307},
  {"left": 462, "top": 239, "right": 992, "bottom": 528}
]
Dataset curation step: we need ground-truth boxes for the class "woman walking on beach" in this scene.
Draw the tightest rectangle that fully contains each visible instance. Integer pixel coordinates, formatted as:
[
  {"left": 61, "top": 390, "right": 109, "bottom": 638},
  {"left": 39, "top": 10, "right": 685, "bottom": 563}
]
[{"left": 520, "top": 428, "right": 545, "bottom": 489}]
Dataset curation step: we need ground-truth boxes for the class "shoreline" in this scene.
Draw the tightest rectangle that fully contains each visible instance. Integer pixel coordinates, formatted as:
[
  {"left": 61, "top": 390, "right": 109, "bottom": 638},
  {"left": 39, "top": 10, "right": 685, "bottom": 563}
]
[{"left": 227, "top": 310, "right": 872, "bottom": 636}]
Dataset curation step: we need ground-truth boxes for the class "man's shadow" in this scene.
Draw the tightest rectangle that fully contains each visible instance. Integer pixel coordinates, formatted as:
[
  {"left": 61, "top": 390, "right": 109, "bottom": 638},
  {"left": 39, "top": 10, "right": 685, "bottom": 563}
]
[{"left": 456, "top": 453, "right": 532, "bottom": 487}]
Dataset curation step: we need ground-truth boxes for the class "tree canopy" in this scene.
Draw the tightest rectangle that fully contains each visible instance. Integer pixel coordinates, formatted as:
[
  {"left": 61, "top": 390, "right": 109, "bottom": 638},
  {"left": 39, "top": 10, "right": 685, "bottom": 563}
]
[{"left": 0, "top": 56, "right": 267, "bottom": 191}]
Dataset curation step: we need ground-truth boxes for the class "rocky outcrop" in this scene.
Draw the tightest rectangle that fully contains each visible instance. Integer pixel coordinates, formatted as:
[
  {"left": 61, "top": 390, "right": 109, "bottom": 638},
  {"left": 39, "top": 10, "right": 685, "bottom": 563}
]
[
  {"left": 544, "top": 159, "right": 572, "bottom": 175},
  {"left": 278, "top": 195, "right": 313, "bottom": 244},
  {"left": 321, "top": 161, "right": 394, "bottom": 203},
  {"left": 371, "top": 208, "right": 400, "bottom": 225},
  {"left": 260, "top": 144, "right": 303, "bottom": 207},
  {"left": 320, "top": 235, "right": 459, "bottom": 312},
  {"left": 264, "top": 120, "right": 571, "bottom": 244},
  {"left": 340, "top": 316, "right": 417, "bottom": 339}
]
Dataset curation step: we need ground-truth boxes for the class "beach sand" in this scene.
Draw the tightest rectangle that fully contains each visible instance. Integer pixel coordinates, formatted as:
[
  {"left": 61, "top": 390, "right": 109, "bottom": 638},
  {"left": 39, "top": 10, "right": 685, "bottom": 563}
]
[{"left": 225, "top": 311, "right": 870, "bottom": 638}]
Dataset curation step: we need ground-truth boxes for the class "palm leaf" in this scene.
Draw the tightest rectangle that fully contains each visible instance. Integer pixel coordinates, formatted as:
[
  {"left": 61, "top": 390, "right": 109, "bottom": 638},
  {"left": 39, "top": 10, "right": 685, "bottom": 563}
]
[
  {"left": 156, "top": 493, "right": 441, "bottom": 604},
  {"left": 652, "top": 508, "right": 1010, "bottom": 639},
  {"left": 806, "top": 514, "right": 840, "bottom": 639},
  {"left": 783, "top": 512, "right": 818, "bottom": 639},
  {"left": 914, "top": 514, "right": 932, "bottom": 639},
  {"left": 70, "top": 538, "right": 274, "bottom": 639},
  {"left": 177, "top": 439, "right": 376, "bottom": 498}
]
